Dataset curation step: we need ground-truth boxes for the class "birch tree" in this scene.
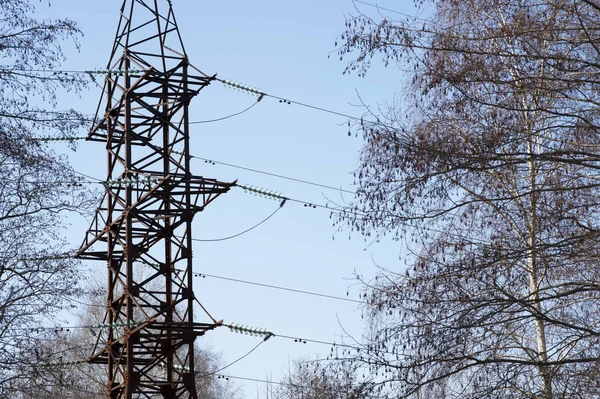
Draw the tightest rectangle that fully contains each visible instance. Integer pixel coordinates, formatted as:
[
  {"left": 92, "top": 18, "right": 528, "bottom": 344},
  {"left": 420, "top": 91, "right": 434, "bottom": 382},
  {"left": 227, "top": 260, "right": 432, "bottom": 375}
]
[{"left": 333, "top": 0, "right": 600, "bottom": 398}]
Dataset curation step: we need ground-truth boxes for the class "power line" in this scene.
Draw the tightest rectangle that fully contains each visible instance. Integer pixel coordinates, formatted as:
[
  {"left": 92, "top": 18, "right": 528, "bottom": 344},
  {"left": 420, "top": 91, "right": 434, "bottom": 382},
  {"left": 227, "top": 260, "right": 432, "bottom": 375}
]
[
  {"left": 10, "top": 361, "right": 375, "bottom": 398},
  {"left": 237, "top": 182, "right": 361, "bottom": 216},
  {"left": 72, "top": 169, "right": 104, "bottom": 182},
  {"left": 195, "top": 154, "right": 356, "bottom": 195},
  {"left": 214, "top": 373, "right": 291, "bottom": 388},
  {"left": 20, "top": 249, "right": 364, "bottom": 306},
  {"left": 212, "top": 373, "right": 379, "bottom": 398},
  {"left": 44, "top": 167, "right": 355, "bottom": 216},
  {"left": 60, "top": 295, "right": 104, "bottom": 309},
  {"left": 61, "top": 268, "right": 362, "bottom": 308},
  {"left": 32, "top": 74, "right": 361, "bottom": 196},
  {"left": 195, "top": 272, "right": 362, "bottom": 304},
  {"left": 225, "top": 324, "right": 398, "bottom": 358},
  {"left": 35, "top": 138, "right": 357, "bottom": 195},
  {"left": 191, "top": 201, "right": 285, "bottom": 242},
  {"left": 24, "top": 321, "right": 361, "bottom": 353},
  {"left": 56, "top": 171, "right": 505, "bottom": 248},
  {"left": 267, "top": 92, "right": 361, "bottom": 121},
  {"left": 352, "top": 0, "right": 426, "bottom": 20},
  {"left": 275, "top": 333, "right": 361, "bottom": 351},
  {"left": 16, "top": 68, "right": 375, "bottom": 127},
  {"left": 25, "top": 70, "right": 260, "bottom": 126},
  {"left": 189, "top": 99, "right": 261, "bottom": 124},
  {"left": 197, "top": 337, "right": 271, "bottom": 378},
  {"left": 23, "top": 173, "right": 364, "bottom": 222},
  {"left": 19, "top": 321, "right": 398, "bottom": 375},
  {"left": 17, "top": 252, "right": 75, "bottom": 261},
  {"left": 217, "top": 77, "right": 369, "bottom": 124},
  {"left": 15, "top": 199, "right": 362, "bottom": 307}
]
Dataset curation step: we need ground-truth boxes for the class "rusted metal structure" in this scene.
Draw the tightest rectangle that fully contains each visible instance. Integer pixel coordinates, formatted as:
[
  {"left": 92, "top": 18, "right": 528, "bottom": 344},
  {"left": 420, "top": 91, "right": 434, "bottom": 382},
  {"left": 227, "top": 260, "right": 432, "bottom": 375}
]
[{"left": 76, "top": 1, "right": 234, "bottom": 397}]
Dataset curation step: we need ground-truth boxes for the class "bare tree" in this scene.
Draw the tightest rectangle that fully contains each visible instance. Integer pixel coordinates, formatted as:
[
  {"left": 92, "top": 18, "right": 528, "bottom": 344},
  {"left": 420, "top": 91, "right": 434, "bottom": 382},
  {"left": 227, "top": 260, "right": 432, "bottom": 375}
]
[
  {"left": 331, "top": 1, "right": 600, "bottom": 398},
  {"left": 15, "top": 327, "right": 106, "bottom": 399},
  {"left": 272, "top": 359, "right": 373, "bottom": 399},
  {"left": 15, "top": 282, "right": 239, "bottom": 398},
  {"left": 0, "top": 0, "right": 92, "bottom": 394},
  {"left": 18, "top": 330, "right": 239, "bottom": 398},
  {"left": 195, "top": 347, "right": 239, "bottom": 399}
]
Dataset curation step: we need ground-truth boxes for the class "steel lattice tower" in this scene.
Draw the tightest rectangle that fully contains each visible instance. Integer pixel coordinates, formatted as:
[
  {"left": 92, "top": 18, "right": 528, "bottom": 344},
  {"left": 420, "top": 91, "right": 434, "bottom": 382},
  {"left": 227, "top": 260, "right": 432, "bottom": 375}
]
[{"left": 76, "top": 1, "right": 234, "bottom": 397}]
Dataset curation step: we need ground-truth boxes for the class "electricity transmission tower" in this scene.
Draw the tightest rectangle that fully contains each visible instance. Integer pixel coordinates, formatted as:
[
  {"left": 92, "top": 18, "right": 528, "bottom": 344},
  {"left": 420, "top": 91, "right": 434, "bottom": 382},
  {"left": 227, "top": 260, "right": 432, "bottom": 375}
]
[{"left": 76, "top": 1, "right": 234, "bottom": 397}]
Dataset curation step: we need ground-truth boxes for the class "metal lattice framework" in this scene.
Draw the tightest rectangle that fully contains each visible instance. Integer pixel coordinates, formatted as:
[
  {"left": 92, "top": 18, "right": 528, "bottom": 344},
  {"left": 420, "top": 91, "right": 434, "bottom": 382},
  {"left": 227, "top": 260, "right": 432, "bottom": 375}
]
[{"left": 76, "top": 1, "right": 234, "bottom": 397}]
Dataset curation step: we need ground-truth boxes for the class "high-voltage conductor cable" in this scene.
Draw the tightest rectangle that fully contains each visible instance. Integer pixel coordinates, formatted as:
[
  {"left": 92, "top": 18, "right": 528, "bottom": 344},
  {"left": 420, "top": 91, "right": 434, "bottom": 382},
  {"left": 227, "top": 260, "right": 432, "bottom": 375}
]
[
  {"left": 352, "top": 0, "right": 424, "bottom": 19},
  {"left": 31, "top": 323, "right": 368, "bottom": 355},
  {"left": 215, "top": 76, "right": 365, "bottom": 122},
  {"left": 35, "top": 138, "right": 357, "bottom": 195},
  {"left": 212, "top": 373, "right": 375, "bottom": 397},
  {"left": 190, "top": 153, "right": 356, "bottom": 195},
  {"left": 189, "top": 99, "right": 262, "bottom": 124},
  {"left": 225, "top": 323, "right": 401, "bottom": 358},
  {"left": 12, "top": 360, "right": 377, "bottom": 398},
  {"left": 19, "top": 254, "right": 363, "bottom": 306},
  {"left": 17, "top": 68, "right": 381, "bottom": 128},
  {"left": 191, "top": 202, "right": 285, "bottom": 242},
  {"left": 195, "top": 336, "right": 272, "bottom": 378},
  {"left": 22, "top": 172, "right": 368, "bottom": 222},
  {"left": 194, "top": 272, "right": 362, "bottom": 304}
]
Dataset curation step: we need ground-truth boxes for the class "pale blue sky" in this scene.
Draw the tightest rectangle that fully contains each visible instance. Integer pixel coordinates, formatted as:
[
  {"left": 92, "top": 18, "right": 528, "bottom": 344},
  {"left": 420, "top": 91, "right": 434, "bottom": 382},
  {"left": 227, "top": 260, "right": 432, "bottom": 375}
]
[{"left": 38, "top": 0, "right": 414, "bottom": 396}]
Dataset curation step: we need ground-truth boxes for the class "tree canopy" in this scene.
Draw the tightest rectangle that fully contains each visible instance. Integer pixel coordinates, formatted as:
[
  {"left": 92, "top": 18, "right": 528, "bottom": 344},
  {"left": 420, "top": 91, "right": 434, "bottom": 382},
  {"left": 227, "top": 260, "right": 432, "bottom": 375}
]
[
  {"left": 334, "top": 1, "right": 600, "bottom": 398},
  {"left": 0, "top": 0, "right": 92, "bottom": 395}
]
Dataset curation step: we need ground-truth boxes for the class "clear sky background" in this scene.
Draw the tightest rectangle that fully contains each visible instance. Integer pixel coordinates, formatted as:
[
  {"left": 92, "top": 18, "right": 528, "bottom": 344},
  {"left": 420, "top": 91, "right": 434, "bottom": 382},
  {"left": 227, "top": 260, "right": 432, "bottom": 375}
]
[{"left": 36, "top": 0, "right": 416, "bottom": 396}]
